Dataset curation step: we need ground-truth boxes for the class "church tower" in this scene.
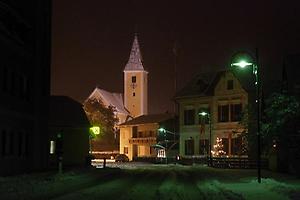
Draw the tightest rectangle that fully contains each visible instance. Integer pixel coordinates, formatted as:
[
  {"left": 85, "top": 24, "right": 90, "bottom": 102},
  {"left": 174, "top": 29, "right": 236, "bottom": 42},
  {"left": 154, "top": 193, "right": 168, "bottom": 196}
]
[{"left": 124, "top": 35, "right": 148, "bottom": 117}]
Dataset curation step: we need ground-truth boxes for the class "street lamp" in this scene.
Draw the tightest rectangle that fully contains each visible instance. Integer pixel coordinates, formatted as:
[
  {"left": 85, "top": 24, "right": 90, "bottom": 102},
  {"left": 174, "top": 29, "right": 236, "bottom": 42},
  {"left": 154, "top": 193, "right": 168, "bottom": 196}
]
[
  {"left": 230, "top": 50, "right": 261, "bottom": 183},
  {"left": 158, "top": 128, "right": 177, "bottom": 164},
  {"left": 199, "top": 111, "right": 212, "bottom": 166}
]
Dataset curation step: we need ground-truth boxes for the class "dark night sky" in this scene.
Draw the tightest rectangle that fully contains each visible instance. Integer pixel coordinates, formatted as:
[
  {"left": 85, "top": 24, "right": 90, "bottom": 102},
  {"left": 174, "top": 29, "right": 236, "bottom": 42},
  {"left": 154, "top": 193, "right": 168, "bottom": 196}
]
[{"left": 52, "top": 0, "right": 300, "bottom": 114}]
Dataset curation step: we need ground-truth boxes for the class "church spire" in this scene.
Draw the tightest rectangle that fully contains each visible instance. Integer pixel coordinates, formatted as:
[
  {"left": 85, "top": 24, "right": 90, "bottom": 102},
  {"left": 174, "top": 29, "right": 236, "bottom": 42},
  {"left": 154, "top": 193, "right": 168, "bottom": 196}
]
[{"left": 124, "top": 34, "right": 144, "bottom": 71}]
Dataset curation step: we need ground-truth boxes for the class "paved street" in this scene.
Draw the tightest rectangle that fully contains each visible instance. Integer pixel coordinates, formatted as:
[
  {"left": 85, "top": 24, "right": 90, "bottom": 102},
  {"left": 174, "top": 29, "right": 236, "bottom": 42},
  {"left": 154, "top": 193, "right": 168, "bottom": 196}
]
[{"left": 1, "top": 163, "right": 300, "bottom": 200}]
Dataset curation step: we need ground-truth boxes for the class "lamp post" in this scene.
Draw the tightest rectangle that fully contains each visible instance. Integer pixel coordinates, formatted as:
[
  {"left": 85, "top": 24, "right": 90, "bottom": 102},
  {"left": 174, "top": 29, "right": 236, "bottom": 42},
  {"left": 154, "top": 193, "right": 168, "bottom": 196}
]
[
  {"left": 230, "top": 50, "right": 261, "bottom": 183},
  {"left": 158, "top": 128, "right": 178, "bottom": 164},
  {"left": 199, "top": 111, "right": 212, "bottom": 167}
]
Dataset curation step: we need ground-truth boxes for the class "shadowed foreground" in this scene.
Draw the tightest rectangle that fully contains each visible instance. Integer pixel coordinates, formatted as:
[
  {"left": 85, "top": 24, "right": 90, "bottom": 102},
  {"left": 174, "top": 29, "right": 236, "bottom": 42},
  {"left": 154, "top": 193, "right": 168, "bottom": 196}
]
[{"left": 1, "top": 165, "right": 300, "bottom": 200}]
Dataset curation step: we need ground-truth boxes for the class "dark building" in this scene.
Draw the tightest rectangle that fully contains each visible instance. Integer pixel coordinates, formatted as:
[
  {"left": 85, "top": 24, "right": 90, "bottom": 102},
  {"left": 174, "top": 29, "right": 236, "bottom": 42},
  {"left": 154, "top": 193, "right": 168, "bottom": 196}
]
[
  {"left": 0, "top": 1, "right": 51, "bottom": 175},
  {"left": 49, "top": 96, "right": 90, "bottom": 167}
]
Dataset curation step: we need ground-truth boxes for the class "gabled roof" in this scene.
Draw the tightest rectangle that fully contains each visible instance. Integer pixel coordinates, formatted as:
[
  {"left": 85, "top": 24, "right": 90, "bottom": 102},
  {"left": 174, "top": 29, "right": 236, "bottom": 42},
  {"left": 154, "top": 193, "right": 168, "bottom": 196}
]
[
  {"left": 124, "top": 35, "right": 145, "bottom": 71},
  {"left": 49, "top": 96, "right": 90, "bottom": 128},
  {"left": 119, "top": 113, "right": 174, "bottom": 126},
  {"left": 175, "top": 70, "right": 255, "bottom": 99},
  {"left": 86, "top": 87, "right": 129, "bottom": 115},
  {"left": 175, "top": 71, "right": 221, "bottom": 98}
]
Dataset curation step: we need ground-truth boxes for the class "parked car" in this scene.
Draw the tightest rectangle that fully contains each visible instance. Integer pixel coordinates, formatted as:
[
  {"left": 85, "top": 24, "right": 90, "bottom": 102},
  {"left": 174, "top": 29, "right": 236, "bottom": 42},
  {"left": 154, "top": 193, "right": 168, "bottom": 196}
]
[{"left": 115, "top": 154, "right": 129, "bottom": 162}]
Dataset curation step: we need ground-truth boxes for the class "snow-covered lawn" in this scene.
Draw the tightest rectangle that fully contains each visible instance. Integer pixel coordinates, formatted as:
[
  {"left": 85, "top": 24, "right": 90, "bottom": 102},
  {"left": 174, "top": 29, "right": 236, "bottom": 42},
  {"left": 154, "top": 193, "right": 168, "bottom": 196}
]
[{"left": 0, "top": 164, "right": 299, "bottom": 200}]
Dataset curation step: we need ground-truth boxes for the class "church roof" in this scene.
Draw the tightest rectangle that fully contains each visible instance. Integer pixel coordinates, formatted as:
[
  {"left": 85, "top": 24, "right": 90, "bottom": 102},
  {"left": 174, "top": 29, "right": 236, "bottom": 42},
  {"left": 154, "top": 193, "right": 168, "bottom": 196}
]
[
  {"left": 86, "top": 87, "right": 129, "bottom": 115},
  {"left": 124, "top": 35, "right": 144, "bottom": 71},
  {"left": 119, "top": 113, "right": 174, "bottom": 126}
]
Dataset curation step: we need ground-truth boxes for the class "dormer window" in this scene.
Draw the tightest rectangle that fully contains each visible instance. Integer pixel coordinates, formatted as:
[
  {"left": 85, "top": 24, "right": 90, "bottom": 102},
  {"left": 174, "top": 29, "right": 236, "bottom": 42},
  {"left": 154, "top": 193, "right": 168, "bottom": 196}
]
[{"left": 227, "top": 80, "right": 233, "bottom": 90}]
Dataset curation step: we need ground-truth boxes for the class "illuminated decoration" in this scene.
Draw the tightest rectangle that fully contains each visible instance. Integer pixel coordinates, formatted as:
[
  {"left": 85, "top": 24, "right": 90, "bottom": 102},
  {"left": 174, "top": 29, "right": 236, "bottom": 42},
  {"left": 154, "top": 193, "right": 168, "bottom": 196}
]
[
  {"left": 90, "top": 126, "right": 100, "bottom": 135},
  {"left": 211, "top": 137, "right": 226, "bottom": 156},
  {"left": 50, "top": 140, "right": 55, "bottom": 154}
]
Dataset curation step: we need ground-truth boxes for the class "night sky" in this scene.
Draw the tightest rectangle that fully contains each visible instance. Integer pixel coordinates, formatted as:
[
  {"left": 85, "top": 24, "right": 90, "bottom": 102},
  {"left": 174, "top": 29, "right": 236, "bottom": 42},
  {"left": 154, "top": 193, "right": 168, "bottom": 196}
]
[{"left": 52, "top": 0, "right": 300, "bottom": 114}]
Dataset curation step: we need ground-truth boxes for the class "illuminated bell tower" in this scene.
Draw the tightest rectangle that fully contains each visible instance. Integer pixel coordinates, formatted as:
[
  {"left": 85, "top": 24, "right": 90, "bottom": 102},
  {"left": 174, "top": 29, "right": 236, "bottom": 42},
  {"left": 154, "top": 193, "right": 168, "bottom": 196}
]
[{"left": 124, "top": 34, "right": 148, "bottom": 117}]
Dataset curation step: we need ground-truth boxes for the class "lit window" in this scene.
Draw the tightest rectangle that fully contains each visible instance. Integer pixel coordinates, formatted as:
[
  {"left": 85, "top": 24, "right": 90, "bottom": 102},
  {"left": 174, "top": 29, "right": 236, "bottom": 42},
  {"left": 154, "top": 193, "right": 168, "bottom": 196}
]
[{"left": 50, "top": 140, "right": 55, "bottom": 154}]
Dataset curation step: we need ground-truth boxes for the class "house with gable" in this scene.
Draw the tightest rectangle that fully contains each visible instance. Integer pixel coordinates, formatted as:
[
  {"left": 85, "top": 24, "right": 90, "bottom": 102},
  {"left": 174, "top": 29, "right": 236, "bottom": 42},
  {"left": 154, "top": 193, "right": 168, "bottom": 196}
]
[{"left": 175, "top": 70, "right": 253, "bottom": 157}]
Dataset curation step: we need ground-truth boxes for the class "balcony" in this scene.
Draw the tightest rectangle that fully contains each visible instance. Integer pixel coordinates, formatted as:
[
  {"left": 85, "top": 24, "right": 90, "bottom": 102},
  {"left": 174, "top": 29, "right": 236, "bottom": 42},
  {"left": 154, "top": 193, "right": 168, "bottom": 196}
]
[{"left": 129, "top": 137, "right": 156, "bottom": 144}]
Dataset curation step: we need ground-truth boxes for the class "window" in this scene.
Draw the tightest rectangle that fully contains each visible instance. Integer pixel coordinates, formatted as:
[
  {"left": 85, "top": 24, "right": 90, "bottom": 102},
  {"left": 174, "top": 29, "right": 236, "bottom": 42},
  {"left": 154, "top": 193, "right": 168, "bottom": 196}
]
[
  {"left": 218, "top": 105, "right": 229, "bottom": 122},
  {"left": 199, "top": 139, "right": 209, "bottom": 155},
  {"left": 184, "top": 109, "right": 195, "bottom": 125},
  {"left": 185, "top": 139, "right": 194, "bottom": 155},
  {"left": 133, "top": 92, "right": 135, "bottom": 96},
  {"left": 222, "top": 138, "right": 229, "bottom": 155},
  {"left": 50, "top": 140, "right": 55, "bottom": 154},
  {"left": 231, "top": 137, "right": 242, "bottom": 155},
  {"left": 132, "top": 126, "right": 138, "bottom": 138},
  {"left": 227, "top": 80, "right": 233, "bottom": 90},
  {"left": 124, "top": 147, "right": 128, "bottom": 154},
  {"left": 230, "top": 104, "right": 242, "bottom": 121},
  {"left": 132, "top": 76, "right": 136, "bottom": 83},
  {"left": 138, "top": 131, "right": 143, "bottom": 138}
]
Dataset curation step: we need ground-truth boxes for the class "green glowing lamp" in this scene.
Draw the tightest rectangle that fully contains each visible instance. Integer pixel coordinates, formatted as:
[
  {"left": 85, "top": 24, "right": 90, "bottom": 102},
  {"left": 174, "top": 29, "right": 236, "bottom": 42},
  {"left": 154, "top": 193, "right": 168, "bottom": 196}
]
[
  {"left": 158, "top": 128, "right": 166, "bottom": 133},
  {"left": 90, "top": 126, "right": 100, "bottom": 135},
  {"left": 230, "top": 52, "right": 254, "bottom": 69},
  {"left": 199, "top": 111, "right": 208, "bottom": 116}
]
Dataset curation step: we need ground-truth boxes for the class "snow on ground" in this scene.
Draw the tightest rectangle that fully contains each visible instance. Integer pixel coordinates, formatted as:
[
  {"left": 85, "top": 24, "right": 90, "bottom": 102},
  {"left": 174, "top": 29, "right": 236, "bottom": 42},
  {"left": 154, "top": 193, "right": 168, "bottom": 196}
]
[{"left": 0, "top": 163, "right": 300, "bottom": 200}]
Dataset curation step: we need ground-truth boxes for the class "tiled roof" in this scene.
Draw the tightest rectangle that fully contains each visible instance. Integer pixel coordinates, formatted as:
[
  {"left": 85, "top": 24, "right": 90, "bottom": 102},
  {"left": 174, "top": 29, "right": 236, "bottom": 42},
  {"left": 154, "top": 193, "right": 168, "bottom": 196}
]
[{"left": 119, "top": 113, "right": 174, "bottom": 126}]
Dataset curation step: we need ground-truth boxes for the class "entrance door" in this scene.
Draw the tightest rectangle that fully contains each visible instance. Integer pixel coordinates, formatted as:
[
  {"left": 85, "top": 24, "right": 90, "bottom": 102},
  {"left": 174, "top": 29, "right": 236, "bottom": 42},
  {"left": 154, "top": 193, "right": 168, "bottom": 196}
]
[{"left": 132, "top": 145, "right": 138, "bottom": 159}]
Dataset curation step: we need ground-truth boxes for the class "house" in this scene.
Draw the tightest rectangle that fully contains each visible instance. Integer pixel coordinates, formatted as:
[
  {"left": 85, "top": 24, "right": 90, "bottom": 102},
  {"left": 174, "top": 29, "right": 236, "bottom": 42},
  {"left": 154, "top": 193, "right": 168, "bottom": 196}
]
[
  {"left": 48, "top": 96, "right": 90, "bottom": 167},
  {"left": 118, "top": 113, "right": 177, "bottom": 161},
  {"left": 175, "top": 70, "right": 253, "bottom": 157},
  {"left": 0, "top": 1, "right": 51, "bottom": 175}
]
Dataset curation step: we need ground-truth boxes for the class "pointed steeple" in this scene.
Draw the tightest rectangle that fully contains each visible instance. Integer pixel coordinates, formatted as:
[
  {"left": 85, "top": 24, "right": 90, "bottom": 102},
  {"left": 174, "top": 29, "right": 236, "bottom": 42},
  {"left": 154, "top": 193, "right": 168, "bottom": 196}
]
[{"left": 124, "top": 34, "right": 144, "bottom": 71}]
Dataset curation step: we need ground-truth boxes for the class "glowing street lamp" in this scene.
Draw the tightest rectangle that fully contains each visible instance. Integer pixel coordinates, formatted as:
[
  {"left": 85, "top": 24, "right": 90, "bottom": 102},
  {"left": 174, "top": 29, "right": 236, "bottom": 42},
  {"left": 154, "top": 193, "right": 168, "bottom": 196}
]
[
  {"left": 90, "top": 126, "right": 100, "bottom": 135},
  {"left": 198, "top": 111, "right": 212, "bottom": 166},
  {"left": 158, "top": 128, "right": 177, "bottom": 164},
  {"left": 230, "top": 50, "right": 261, "bottom": 183},
  {"left": 89, "top": 126, "right": 100, "bottom": 154}
]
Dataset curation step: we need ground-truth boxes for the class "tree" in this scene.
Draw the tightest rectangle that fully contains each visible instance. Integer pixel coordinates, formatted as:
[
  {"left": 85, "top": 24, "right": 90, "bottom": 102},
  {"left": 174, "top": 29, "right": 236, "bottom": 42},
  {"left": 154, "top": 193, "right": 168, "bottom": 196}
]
[
  {"left": 261, "top": 92, "right": 300, "bottom": 172},
  {"left": 211, "top": 137, "right": 226, "bottom": 157},
  {"left": 83, "top": 98, "right": 119, "bottom": 149}
]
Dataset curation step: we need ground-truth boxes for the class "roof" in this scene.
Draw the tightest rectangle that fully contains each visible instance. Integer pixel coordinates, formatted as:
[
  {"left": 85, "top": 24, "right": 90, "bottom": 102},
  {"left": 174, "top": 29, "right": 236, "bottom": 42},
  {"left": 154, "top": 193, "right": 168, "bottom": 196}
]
[
  {"left": 119, "top": 113, "right": 174, "bottom": 126},
  {"left": 49, "top": 96, "right": 90, "bottom": 128},
  {"left": 175, "top": 70, "right": 255, "bottom": 99},
  {"left": 86, "top": 87, "right": 129, "bottom": 115},
  {"left": 175, "top": 71, "right": 222, "bottom": 98},
  {"left": 124, "top": 35, "right": 145, "bottom": 71}
]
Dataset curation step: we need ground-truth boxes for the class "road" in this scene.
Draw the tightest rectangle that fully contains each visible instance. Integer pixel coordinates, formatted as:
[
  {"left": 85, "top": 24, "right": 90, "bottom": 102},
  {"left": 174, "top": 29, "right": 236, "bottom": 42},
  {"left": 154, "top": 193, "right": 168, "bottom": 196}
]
[{"left": 1, "top": 163, "right": 299, "bottom": 200}]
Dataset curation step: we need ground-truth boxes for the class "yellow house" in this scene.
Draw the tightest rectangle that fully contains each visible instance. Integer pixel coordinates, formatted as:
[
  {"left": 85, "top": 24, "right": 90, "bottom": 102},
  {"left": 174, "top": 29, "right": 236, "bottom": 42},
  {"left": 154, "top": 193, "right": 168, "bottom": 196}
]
[
  {"left": 118, "top": 114, "right": 175, "bottom": 161},
  {"left": 175, "top": 70, "right": 250, "bottom": 157}
]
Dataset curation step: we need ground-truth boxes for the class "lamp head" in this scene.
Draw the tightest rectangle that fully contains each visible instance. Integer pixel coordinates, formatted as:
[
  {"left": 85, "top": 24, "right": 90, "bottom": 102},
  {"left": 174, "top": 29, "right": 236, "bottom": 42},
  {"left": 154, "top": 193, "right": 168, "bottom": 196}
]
[{"left": 231, "top": 52, "right": 255, "bottom": 69}]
